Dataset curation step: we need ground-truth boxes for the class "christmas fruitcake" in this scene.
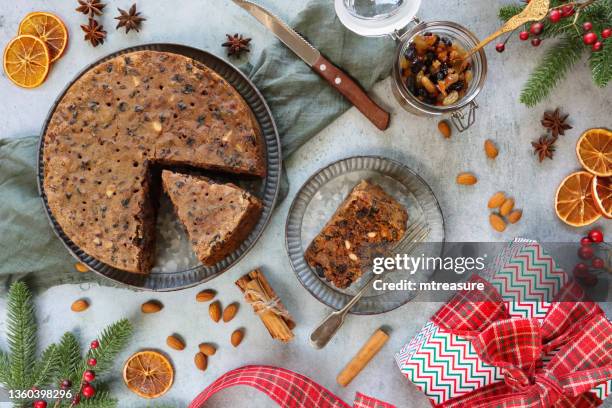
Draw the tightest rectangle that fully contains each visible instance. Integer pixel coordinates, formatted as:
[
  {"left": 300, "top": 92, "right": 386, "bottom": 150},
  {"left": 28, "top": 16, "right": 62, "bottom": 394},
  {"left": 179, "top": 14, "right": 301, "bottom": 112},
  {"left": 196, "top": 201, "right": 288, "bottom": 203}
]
[
  {"left": 304, "top": 180, "right": 408, "bottom": 288},
  {"left": 42, "top": 50, "right": 265, "bottom": 273},
  {"left": 161, "top": 170, "right": 263, "bottom": 266}
]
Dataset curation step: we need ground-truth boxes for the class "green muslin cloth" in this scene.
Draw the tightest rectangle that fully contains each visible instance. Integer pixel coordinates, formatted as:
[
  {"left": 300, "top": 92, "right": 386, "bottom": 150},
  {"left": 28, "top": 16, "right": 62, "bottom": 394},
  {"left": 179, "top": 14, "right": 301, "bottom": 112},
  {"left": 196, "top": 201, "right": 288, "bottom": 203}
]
[{"left": 0, "top": 0, "right": 394, "bottom": 292}]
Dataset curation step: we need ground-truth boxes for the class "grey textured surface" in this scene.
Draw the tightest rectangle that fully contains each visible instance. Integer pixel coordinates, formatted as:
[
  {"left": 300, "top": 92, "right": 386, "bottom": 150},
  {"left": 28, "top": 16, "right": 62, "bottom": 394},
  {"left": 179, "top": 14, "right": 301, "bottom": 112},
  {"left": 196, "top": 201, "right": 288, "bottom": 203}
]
[{"left": 0, "top": 0, "right": 610, "bottom": 407}]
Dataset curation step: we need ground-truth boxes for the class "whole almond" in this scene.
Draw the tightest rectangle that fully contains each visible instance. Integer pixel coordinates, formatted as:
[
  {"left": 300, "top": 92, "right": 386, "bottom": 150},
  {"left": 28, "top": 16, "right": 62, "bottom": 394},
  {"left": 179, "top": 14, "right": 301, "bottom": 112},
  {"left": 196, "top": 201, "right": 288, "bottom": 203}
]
[
  {"left": 222, "top": 303, "right": 239, "bottom": 323},
  {"left": 209, "top": 301, "right": 221, "bottom": 323},
  {"left": 166, "top": 335, "right": 186, "bottom": 351},
  {"left": 484, "top": 139, "right": 499, "bottom": 159},
  {"left": 231, "top": 329, "right": 244, "bottom": 347},
  {"left": 74, "top": 263, "right": 89, "bottom": 273},
  {"left": 500, "top": 198, "right": 515, "bottom": 216},
  {"left": 456, "top": 172, "right": 477, "bottom": 185},
  {"left": 194, "top": 352, "right": 208, "bottom": 371},
  {"left": 488, "top": 192, "right": 506, "bottom": 209},
  {"left": 196, "top": 289, "right": 216, "bottom": 302},
  {"left": 507, "top": 209, "right": 523, "bottom": 224},
  {"left": 199, "top": 343, "right": 217, "bottom": 356},
  {"left": 71, "top": 299, "right": 89, "bottom": 312},
  {"left": 438, "top": 120, "right": 452, "bottom": 139},
  {"left": 141, "top": 300, "right": 163, "bottom": 314},
  {"left": 489, "top": 214, "right": 507, "bottom": 232}
]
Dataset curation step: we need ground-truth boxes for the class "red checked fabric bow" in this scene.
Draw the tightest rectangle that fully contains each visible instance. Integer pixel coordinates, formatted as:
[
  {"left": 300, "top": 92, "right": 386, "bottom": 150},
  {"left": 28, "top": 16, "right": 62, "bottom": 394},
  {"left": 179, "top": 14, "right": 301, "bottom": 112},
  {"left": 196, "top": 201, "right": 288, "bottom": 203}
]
[
  {"left": 189, "top": 365, "right": 395, "bottom": 408},
  {"left": 431, "top": 275, "right": 612, "bottom": 408}
]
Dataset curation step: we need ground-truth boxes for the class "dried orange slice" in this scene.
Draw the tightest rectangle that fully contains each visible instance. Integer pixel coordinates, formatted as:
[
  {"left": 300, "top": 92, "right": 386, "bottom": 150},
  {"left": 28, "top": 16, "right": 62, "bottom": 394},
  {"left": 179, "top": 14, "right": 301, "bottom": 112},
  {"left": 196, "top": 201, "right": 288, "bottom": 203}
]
[
  {"left": 18, "top": 12, "right": 68, "bottom": 62},
  {"left": 592, "top": 176, "right": 612, "bottom": 219},
  {"left": 123, "top": 350, "right": 174, "bottom": 399},
  {"left": 555, "top": 171, "right": 602, "bottom": 227},
  {"left": 576, "top": 128, "right": 612, "bottom": 177},
  {"left": 3, "top": 35, "right": 50, "bottom": 88}
]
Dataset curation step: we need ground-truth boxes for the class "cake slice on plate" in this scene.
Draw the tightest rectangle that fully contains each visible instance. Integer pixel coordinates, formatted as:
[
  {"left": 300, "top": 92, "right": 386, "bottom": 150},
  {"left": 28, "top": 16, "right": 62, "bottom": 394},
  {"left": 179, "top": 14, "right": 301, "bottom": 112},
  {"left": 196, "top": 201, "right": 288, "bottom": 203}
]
[
  {"left": 304, "top": 180, "right": 408, "bottom": 289},
  {"left": 161, "top": 170, "right": 263, "bottom": 266}
]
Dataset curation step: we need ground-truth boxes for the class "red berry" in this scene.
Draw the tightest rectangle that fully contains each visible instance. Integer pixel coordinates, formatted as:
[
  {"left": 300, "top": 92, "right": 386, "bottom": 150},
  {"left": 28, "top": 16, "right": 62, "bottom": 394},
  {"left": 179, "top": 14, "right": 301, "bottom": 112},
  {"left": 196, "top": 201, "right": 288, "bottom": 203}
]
[
  {"left": 549, "top": 9, "right": 562, "bottom": 23},
  {"left": 561, "top": 4, "right": 574, "bottom": 16},
  {"left": 531, "top": 38, "right": 542, "bottom": 47},
  {"left": 602, "top": 28, "right": 612, "bottom": 39},
  {"left": 87, "top": 358, "right": 97, "bottom": 367},
  {"left": 90, "top": 340, "right": 99, "bottom": 349},
  {"left": 33, "top": 401, "right": 47, "bottom": 408},
  {"left": 578, "top": 245, "right": 594, "bottom": 259},
  {"left": 519, "top": 31, "right": 530, "bottom": 41},
  {"left": 72, "top": 395, "right": 81, "bottom": 405},
  {"left": 495, "top": 43, "right": 506, "bottom": 53},
  {"left": 592, "top": 257, "right": 605, "bottom": 269},
  {"left": 574, "top": 262, "right": 589, "bottom": 278},
  {"left": 580, "top": 236, "right": 592, "bottom": 246},
  {"left": 82, "top": 384, "right": 96, "bottom": 399},
  {"left": 60, "top": 379, "right": 72, "bottom": 389},
  {"left": 83, "top": 370, "right": 96, "bottom": 382},
  {"left": 583, "top": 22, "right": 593, "bottom": 31},
  {"left": 592, "top": 41, "right": 603, "bottom": 51},
  {"left": 589, "top": 229, "right": 604, "bottom": 243},
  {"left": 583, "top": 32, "right": 598, "bottom": 45},
  {"left": 530, "top": 22, "right": 544, "bottom": 35}
]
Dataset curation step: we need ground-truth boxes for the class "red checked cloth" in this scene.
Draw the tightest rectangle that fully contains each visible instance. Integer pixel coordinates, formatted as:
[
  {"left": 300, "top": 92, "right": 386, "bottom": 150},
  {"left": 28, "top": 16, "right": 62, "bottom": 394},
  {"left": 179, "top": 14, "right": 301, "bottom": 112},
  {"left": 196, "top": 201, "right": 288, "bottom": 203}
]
[
  {"left": 431, "top": 276, "right": 612, "bottom": 408},
  {"left": 189, "top": 365, "right": 395, "bottom": 408}
]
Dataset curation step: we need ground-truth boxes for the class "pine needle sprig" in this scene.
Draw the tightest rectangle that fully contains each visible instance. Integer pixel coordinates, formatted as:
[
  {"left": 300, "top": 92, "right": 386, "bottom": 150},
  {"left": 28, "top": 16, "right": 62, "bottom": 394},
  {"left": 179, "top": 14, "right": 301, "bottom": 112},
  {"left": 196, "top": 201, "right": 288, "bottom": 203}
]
[
  {"left": 520, "top": 35, "right": 584, "bottom": 106},
  {"left": 590, "top": 37, "right": 612, "bottom": 85},
  {"left": 76, "top": 390, "right": 118, "bottom": 408},
  {"left": 83, "top": 319, "right": 132, "bottom": 374},
  {"left": 31, "top": 344, "right": 60, "bottom": 388},
  {"left": 56, "top": 332, "right": 82, "bottom": 385},
  {"left": 6, "top": 281, "right": 38, "bottom": 390}
]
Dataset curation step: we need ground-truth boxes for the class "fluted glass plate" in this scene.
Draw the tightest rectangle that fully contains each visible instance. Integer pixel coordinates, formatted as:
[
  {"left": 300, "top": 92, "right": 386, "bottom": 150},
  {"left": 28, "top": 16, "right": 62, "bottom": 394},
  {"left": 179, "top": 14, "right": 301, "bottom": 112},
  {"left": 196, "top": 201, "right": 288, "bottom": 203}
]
[{"left": 285, "top": 156, "right": 444, "bottom": 314}]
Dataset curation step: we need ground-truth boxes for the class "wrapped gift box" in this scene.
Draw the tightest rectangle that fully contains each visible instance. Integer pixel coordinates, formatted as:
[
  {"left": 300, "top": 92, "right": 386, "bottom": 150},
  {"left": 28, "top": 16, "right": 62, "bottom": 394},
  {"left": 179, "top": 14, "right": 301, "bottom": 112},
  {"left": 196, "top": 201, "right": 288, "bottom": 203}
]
[{"left": 395, "top": 240, "right": 611, "bottom": 406}]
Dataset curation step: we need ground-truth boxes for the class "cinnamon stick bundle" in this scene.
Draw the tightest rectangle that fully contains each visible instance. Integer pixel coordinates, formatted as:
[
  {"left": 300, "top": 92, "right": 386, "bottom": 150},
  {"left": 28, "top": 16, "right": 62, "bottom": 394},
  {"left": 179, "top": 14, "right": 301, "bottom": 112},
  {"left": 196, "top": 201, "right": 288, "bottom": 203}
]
[{"left": 236, "top": 269, "right": 295, "bottom": 343}]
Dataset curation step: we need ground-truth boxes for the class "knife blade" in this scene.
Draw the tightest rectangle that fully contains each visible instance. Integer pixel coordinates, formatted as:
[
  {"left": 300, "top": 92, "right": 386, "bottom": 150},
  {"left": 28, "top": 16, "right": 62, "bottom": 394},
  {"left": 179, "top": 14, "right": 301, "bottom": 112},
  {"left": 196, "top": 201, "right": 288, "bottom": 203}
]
[{"left": 232, "top": 0, "right": 390, "bottom": 131}]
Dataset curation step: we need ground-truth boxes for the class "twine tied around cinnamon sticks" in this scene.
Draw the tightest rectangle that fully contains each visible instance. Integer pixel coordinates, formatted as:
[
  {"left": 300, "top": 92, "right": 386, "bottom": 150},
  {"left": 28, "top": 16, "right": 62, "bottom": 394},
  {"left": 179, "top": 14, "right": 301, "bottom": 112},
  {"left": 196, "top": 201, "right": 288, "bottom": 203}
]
[{"left": 236, "top": 269, "right": 295, "bottom": 343}]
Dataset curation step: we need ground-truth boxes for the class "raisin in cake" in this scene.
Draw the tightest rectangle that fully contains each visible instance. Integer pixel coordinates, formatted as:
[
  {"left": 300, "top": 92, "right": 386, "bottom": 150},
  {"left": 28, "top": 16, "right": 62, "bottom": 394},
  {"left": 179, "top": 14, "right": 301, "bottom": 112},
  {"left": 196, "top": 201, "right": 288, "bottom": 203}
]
[
  {"left": 161, "top": 170, "right": 263, "bottom": 266},
  {"left": 304, "top": 180, "right": 408, "bottom": 288},
  {"left": 42, "top": 50, "right": 265, "bottom": 273}
]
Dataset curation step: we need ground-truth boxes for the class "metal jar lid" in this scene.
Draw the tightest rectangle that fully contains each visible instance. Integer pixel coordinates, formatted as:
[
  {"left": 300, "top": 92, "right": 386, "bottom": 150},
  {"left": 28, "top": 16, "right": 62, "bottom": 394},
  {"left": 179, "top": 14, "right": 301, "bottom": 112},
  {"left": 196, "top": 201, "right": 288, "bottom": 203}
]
[{"left": 335, "top": 0, "right": 422, "bottom": 37}]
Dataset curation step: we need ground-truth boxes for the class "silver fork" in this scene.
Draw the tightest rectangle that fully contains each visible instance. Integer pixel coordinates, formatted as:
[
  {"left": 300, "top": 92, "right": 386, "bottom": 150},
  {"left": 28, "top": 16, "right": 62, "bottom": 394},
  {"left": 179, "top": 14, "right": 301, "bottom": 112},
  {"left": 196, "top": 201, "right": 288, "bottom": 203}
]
[{"left": 309, "top": 222, "right": 429, "bottom": 349}]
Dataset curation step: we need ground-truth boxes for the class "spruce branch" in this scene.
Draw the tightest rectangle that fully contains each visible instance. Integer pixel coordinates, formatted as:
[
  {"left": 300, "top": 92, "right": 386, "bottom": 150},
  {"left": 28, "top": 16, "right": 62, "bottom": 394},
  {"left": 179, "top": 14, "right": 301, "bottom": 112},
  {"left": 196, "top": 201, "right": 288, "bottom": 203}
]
[
  {"left": 76, "top": 391, "right": 118, "bottom": 408},
  {"left": 31, "top": 344, "right": 60, "bottom": 388},
  {"left": 520, "top": 35, "right": 584, "bottom": 106},
  {"left": 7, "top": 281, "right": 38, "bottom": 389},
  {"left": 0, "top": 350, "right": 10, "bottom": 386},
  {"left": 590, "top": 35, "right": 612, "bottom": 86},
  {"left": 84, "top": 319, "right": 132, "bottom": 374},
  {"left": 55, "top": 332, "right": 82, "bottom": 384}
]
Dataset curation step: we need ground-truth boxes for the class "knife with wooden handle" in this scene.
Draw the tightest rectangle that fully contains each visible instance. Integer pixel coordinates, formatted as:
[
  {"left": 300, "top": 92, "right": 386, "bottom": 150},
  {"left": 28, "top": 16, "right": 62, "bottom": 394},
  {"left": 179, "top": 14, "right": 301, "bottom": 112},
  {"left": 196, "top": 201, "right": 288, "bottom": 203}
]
[{"left": 231, "top": 0, "right": 390, "bottom": 131}]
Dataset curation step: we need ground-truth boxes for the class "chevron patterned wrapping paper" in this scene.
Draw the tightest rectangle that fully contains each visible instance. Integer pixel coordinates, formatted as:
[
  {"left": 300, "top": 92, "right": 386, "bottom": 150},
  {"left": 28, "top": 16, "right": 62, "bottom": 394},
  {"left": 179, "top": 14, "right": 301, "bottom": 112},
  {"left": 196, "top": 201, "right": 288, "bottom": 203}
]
[{"left": 394, "top": 241, "right": 611, "bottom": 406}]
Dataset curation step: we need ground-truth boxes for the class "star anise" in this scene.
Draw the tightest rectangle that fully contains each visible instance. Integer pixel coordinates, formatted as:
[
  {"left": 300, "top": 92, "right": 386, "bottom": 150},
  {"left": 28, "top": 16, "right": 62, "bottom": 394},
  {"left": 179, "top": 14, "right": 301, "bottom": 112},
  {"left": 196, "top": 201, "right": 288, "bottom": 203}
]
[
  {"left": 76, "top": 0, "right": 105, "bottom": 17},
  {"left": 541, "top": 108, "right": 572, "bottom": 138},
  {"left": 532, "top": 136, "right": 556, "bottom": 162},
  {"left": 222, "top": 34, "right": 251, "bottom": 57},
  {"left": 81, "top": 18, "right": 107, "bottom": 47},
  {"left": 115, "top": 4, "right": 146, "bottom": 33}
]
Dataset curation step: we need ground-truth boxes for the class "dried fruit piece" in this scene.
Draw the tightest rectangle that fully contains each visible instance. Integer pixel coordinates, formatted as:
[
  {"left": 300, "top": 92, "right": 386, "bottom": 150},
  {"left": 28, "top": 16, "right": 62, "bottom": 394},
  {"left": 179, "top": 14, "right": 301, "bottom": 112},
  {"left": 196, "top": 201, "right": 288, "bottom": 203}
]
[
  {"left": 198, "top": 343, "right": 216, "bottom": 356},
  {"left": 592, "top": 176, "right": 611, "bottom": 219},
  {"left": 141, "top": 300, "right": 163, "bottom": 314},
  {"left": 231, "top": 329, "right": 244, "bottom": 347},
  {"left": 196, "top": 289, "right": 216, "bottom": 302},
  {"left": 499, "top": 198, "right": 515, "bottom": 216},
  {"left": 438, "top": 120, "right": 452, "bottom": 138},
  {"left": 209, "top": 301, "right": 221, "bottom": 322},
  {"left": 3, "top": 35, "right": 50, "bottom": 88},
  {"left": 166, "top": 335, "right": 185, "bottom": 351},
  {"left": 576, "top": 128, "right": 611, "bottom": 177},
  {"left": 194, "top": 352, "right": 207, "bottom": 371},
  {"left": 484, "top": 139, "right": 498, "bottom": 159},
  {"left": 71, "top": 299, "right": 89, "bottom": 312},
  {"left": 18, "top": 12, "right": 69, "bottom": 62},
  {"left": 507, "top": 209, "right": 523, "bottom": 224},
  {"left": 123, "top": 350, "right": 173, "bottom": 399},
  {"left": 75, "top": 262, "right": 89, "bottom": 273},
  {"left": 456, "top": 172, "right": 477, "bottom": 185},
  {"left": 222, "top": 303, "right": 239, "bottom": 323},
  {"left": 555, "top": 171, "right": 602, "bottom": 227},
  {"left": 487, "top": 192, "right": 506, "bottom": 209},
  {"left": 489, "top": 214, "right": 507, "bottom": 232}
]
